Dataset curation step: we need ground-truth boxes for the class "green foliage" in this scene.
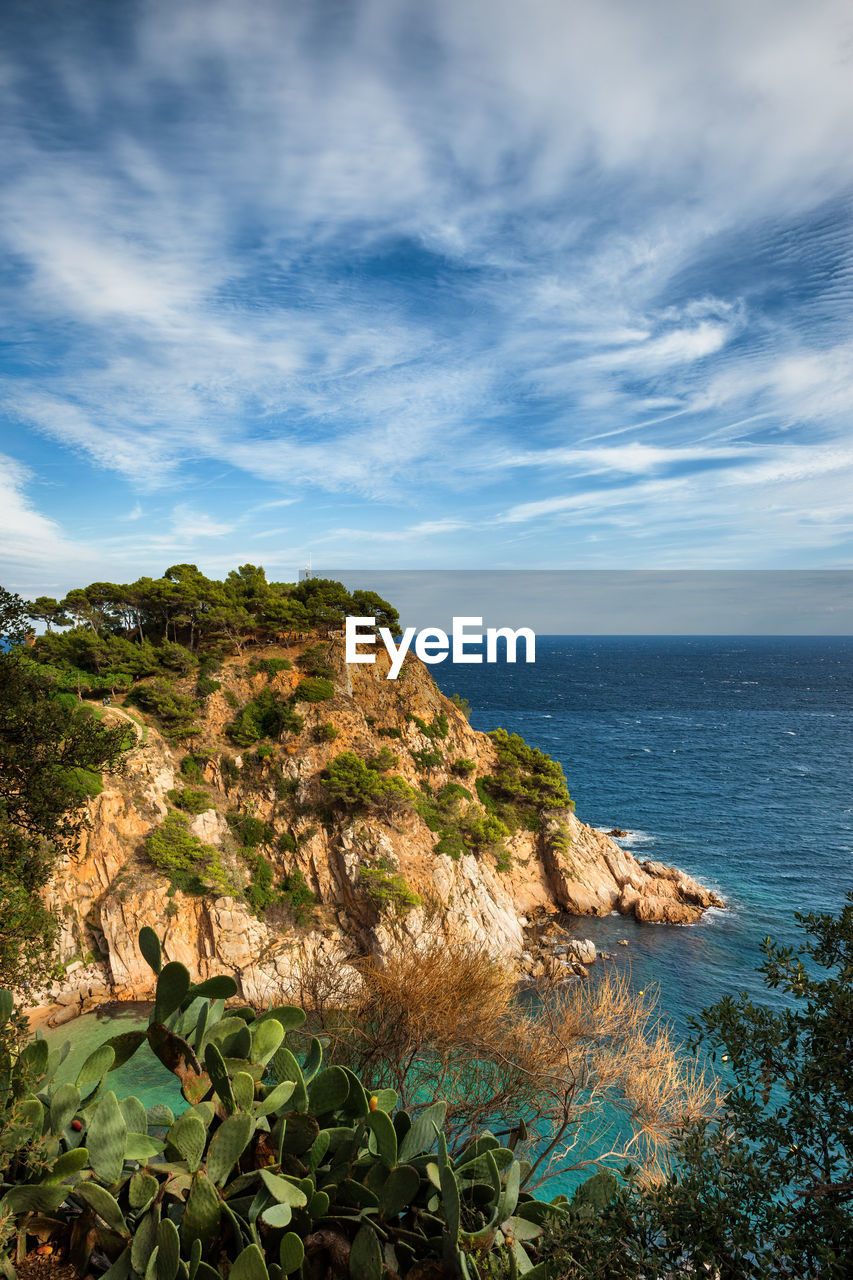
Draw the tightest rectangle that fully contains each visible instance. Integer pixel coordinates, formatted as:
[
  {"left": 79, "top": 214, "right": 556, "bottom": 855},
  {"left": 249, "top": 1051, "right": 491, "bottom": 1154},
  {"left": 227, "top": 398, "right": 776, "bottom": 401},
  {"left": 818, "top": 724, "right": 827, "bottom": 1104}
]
[
  {"left": 227, "top": 812, "right": 275, "bottom": 848},
  {"left": 378, "top": 726, "right": 403, "bottom": 739},
  {"left": 449, "top": 692, "right": 472, "bottom": 720},
  {"left": 278, "top": 831, "right": 298, "bottom": 854},
  {"left": 359, "top": 859, "right": 422, "bottom": 915},
  {"left": 195, "top": 675, "right": 221, "bottom": 697},
  {"left": 128, "top": 679, "right": 201, "bottom": 741},
  {"left": 0, "top": 586, "right": 30, "bottom": 647},
  {"left": 0, "top": 649, "right": 130, "bottom": 986},
  {"left": 279, "top": 868, "right": 316, "bottom": 925},
  {"left": 536, "top": 898, "right": 853, "bottom": 1279},
  {"left": 60, "top": 766, "right": 104, "bottom": 801},
  {"left": 411, "top": 746, "right": 443, "bottom": 772},
  {"left": 0, "top": 930, "right": 541, "bottom": 1280},
  {"left": 482, "top": 729, "right": 573, "bottom": 822},
  {"left": 312, "top": 721, "right": 339, "bottom": 743},
  {"left": 410, "top": 711, "right": 449, "bottom": 740},
  {"left": 368, "top": 744, "right": 397, "bottom": 771},
  {"left": 180, "top": 753, "right": 205, "bottom": 784},
  {"left": 297, "top": 644, "right": 334, "bottom": 680},
  {"left": 227, "top": 689, "right": 303, "bottom": 746},
  {"left": 294, "top": 676, "right": 335, "bottom": 703},
  {"left": 167, "top": 787, "right": 214, "bottom": 815},
  {"left": 321, "top": 752, "right": 413, "bottom": 813},
  {"left": 144, "top": 812, "right": 234, "bottom": 895},
  {"left": 452, "top": 756, "right": 476, "bottom": 775},
  {"left": 251, "top": 656, "right": 292, "bottom": 679},
  {"left": 414, "top": 783, "right": 511, "bottom": 865},
  {"left": 245, "top": 854, "right": 278, "bottom": 914}
]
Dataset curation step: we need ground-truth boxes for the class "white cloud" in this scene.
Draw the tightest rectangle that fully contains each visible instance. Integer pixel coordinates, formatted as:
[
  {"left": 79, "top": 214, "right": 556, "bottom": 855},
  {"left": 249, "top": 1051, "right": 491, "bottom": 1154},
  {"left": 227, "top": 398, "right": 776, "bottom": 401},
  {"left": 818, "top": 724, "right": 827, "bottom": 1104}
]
[{"left": 0, "top": 454, "right": 101, "bottom": 591}]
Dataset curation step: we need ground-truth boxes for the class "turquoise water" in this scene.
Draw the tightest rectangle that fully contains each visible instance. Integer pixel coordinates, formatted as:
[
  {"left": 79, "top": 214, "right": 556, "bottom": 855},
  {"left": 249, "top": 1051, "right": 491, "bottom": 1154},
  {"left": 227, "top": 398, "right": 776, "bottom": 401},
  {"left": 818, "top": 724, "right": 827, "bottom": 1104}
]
[{"left": 42, "top": 1005, "right": 186, "bottom": 1113}]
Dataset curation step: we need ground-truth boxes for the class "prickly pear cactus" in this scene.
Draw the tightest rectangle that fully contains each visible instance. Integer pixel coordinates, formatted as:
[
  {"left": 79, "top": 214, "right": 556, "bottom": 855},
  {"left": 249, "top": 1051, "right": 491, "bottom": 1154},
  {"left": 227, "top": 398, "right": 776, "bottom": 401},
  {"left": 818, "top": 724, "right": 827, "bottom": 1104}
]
[{"left": 0, "top": 932, "right": 553, "bottom": 1280}]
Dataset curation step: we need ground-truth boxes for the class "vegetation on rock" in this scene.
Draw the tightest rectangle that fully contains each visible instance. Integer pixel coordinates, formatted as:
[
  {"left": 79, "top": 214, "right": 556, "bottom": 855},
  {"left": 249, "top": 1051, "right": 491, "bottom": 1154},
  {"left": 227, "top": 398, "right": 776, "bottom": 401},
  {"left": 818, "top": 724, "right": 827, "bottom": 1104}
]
[
  {"left": 0, "top": 593, "right": 132, "bottom": 986},
  {"left": 144, "top": 813, "right": 234, "bottom": 896}
]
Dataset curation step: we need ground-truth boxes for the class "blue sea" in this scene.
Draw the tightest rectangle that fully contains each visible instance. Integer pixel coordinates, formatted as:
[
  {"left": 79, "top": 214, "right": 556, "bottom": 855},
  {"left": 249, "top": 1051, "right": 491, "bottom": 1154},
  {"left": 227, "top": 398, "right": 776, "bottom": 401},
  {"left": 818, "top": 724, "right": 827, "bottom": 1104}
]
[{"left": 434, "top": 636, "right": 853, "bottom": 1032}]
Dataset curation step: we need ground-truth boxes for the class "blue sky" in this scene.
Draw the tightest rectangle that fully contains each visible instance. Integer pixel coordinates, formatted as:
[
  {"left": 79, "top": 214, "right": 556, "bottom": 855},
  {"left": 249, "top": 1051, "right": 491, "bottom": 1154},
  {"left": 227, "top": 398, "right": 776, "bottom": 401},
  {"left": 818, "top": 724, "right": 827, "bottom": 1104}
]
[{"left": 1, "top": 0, "right": 852, "bottom": 595}]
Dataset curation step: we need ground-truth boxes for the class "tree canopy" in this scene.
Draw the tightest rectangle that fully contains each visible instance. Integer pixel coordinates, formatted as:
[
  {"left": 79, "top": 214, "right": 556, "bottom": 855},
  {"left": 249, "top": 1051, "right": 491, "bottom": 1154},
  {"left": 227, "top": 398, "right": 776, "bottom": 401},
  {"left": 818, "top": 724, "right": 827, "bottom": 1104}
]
[
  {"left": 0, "top": 590, "right": 134, "bottom": 986},
  {"left": 22, "top": 568, "right": 398, "bottom": 693}
]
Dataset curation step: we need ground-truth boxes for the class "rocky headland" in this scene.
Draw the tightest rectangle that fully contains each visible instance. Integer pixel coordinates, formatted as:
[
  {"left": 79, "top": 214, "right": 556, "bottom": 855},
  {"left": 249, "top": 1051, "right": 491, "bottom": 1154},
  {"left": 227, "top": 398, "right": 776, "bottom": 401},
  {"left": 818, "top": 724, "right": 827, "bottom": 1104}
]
[{"left": 28, "top": 637, "right": 723, "bottom": 1026}]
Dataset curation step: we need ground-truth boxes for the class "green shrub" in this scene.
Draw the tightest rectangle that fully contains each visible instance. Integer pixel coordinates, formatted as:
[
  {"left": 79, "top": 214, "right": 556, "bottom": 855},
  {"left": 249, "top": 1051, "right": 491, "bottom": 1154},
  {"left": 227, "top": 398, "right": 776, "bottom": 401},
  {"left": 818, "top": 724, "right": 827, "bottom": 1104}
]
[
  {"left": 196, "top": 674, "right": 221, "bottom": 697},
  {"left": 369, "top": 744, "right": 397, "bottom": 771},
  {"left": 411, "top": 746, "right": 443, "bottom": 771},
  {"left": 294, "top": 676, "right": 335, "bottom": 703},
  {"left": 245, "top": 853, "right": 278, "bottom": 914},
  {"left": 299, "top": 643, "right": 334, "bottom": 679},
  {"left": 156, "top": 639, "right": 199, "bottom": 674},
  {"left": 312, "top": 721, "right": 339, "bottom": 743},
  {"left": 223, "top": 688, "right": 240, "bottom": 708},
  {"left": 410, "top": 711, "right": 449, "bottom": 740},
  {"left": 144, "top": 811, "right": 233, "bottom": 894},
  {"left": 227, "top": 811, "right": 275, "bottom": 848},
  {"left": 58, "top": 766, "right": 104, "bottom": 803},
  {"left": 449, "top": 692, "right": 472, "bottom": 720},
  {"left": 452, "top": 756, "right": 476, "bottom": 775},
  {"left": 227, "top": 688, "right": 303, "bottom": 746},
  {"left": 321, "top": 752, "right": 413, "bottom": 812},
  {"left": 462, "top": 812, "right": 510, "bottom": 850},
  {"left": 280, "top": 867, "right": 316, "bottom": 924},
  {"left": 251, "top": 656, "right": 292, "bottom": 679},
  {"left": 167, "top": 786, "right": 214, "bottom": 815},
  {"left": 128, "top": 679, "right": 201, "bottom": 740},
  {"left": 378, "top": 725, "right": 403, "bottom": 738},
  {"left": 180, "top": 753, "right": 204, "bottom": 783},
  {"left": 359, "top": 858, "right": 422, "bottom": 914},
  {"left": 278, "top": 830, "right": 298, "bottom": 854},
  {"left": 483, "top": 728, "right": 573, "bottom": 815},
  {"left": 50, "top": 691, "right": 79, "bottom": 711},
  {"left": 415, "top": 783, "right": 507, "bottom": 863}
]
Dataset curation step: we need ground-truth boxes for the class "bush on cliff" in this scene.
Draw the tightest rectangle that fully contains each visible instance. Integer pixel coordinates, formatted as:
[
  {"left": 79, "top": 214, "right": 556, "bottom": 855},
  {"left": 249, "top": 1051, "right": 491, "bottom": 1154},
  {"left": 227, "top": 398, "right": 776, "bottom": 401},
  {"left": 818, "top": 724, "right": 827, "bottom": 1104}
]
[
  {"left": 0, "top": 612, "right": 131, "bottom": 987},
  {"left": 127, "top": 678, "right": 201, "bottom": 741},
  {"left": 298, "top": 642, "right": 335, "bottom": 679},
  {"left": 226, "top": 688, "right": 303, "bottom": 746},
  {"left": 294, "top": 675, "right": 336, "bottom": 703},
  {"left": 167, "top": 785, "right": 214, "bottom": 814},
  {"left": 481, "top": 728, "right": 573, "bottom": 822},
  {"left": 321, "top": 751, "right": 413, "bottom": 814},
  {"left": 144, "top": 811, "right": 233, "bottom": 895}
]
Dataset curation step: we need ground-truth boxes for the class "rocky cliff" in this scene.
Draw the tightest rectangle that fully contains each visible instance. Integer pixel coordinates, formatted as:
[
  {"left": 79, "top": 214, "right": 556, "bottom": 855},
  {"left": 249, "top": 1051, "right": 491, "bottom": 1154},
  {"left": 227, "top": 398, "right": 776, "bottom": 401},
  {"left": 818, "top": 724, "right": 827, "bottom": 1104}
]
[{"left": 29, "top": 637, "right": 723, "bottom": 1025}]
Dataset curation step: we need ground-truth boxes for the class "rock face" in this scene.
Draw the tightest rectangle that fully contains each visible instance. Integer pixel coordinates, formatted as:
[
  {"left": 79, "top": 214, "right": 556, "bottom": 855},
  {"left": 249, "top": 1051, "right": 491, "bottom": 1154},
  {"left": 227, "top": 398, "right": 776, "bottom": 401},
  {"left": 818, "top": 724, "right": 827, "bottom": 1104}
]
[{"left": 27, "top": 638, "right": 724, "bottom": 1020}]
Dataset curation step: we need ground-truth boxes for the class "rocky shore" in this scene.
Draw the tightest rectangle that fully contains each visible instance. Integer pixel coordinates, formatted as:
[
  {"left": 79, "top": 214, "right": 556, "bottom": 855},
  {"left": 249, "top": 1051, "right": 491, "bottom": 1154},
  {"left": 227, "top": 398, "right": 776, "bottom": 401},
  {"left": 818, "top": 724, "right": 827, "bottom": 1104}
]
[{"left": 26, "top": 637, "right": 724, "bottom": 1026}]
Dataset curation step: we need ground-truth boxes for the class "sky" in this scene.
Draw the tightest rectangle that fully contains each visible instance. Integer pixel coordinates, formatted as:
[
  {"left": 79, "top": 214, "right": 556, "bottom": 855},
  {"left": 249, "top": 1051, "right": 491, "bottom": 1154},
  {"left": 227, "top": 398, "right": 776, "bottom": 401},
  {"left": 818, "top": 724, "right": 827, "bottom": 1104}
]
[{"left": 1, "top": 0, "right": 853, "bottom": 597}]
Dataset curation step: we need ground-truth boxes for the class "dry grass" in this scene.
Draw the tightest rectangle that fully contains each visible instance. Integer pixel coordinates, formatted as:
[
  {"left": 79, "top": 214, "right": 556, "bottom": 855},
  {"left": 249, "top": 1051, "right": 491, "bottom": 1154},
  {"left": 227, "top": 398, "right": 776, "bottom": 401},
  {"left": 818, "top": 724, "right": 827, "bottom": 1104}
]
[{"left": 298, "top": 936, "right": 722, "bottom": 1189}]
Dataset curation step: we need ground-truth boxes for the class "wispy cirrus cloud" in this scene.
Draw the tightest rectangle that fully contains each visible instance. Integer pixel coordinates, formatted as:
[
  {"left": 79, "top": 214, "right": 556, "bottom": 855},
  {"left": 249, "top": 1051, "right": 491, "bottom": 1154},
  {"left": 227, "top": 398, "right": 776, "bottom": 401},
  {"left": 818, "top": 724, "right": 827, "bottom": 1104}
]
[{"left": 0, "top": 0, "right": 852, "bottom": 586}]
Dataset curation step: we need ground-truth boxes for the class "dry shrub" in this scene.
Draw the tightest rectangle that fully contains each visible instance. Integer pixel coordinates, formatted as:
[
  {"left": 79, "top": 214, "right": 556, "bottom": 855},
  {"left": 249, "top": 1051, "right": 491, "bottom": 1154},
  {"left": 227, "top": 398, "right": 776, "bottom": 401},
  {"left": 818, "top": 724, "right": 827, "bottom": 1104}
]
[{"left": 300, "top": 936, "right": 721, "bottom": 1189}]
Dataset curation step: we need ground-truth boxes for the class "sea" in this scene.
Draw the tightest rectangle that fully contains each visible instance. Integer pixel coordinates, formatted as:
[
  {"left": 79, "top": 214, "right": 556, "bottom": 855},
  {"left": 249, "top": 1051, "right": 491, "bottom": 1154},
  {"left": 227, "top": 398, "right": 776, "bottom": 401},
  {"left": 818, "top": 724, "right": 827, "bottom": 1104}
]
[
  {"left": 434, "top": 636, "right": 853, "bottom": 1030},
  {"left": 42, "top": 636, "right": 853, "bottom": 1184}
]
